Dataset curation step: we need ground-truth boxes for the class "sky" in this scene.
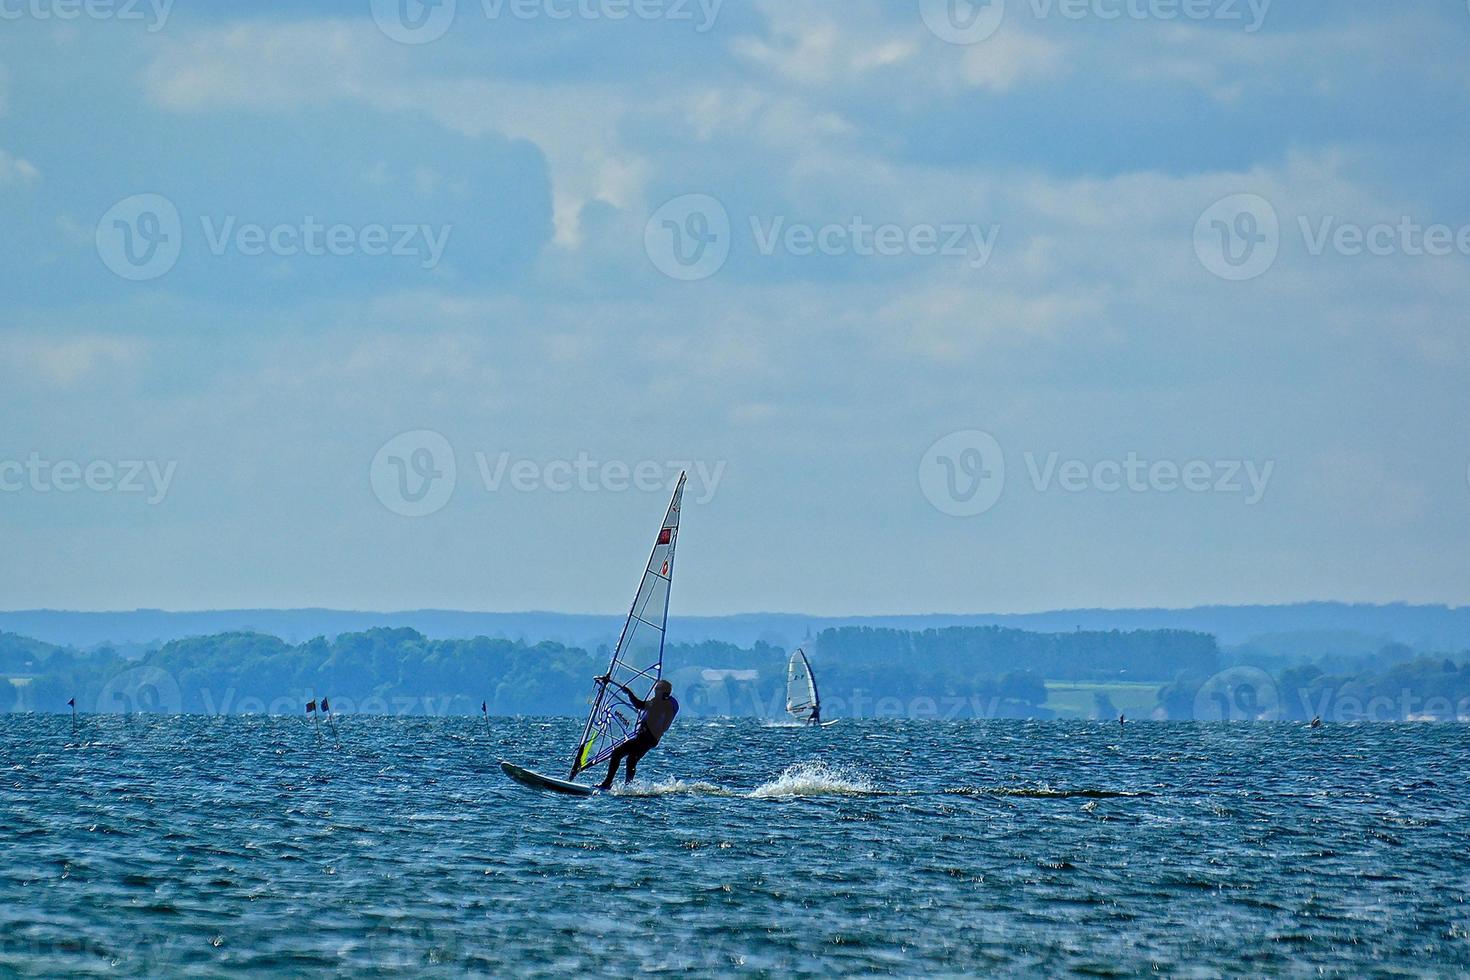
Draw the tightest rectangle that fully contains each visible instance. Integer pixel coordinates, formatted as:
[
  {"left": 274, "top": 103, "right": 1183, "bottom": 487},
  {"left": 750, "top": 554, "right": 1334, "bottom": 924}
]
[{"left": 1, "top": 0, "right": 1468, "bottom": 616}]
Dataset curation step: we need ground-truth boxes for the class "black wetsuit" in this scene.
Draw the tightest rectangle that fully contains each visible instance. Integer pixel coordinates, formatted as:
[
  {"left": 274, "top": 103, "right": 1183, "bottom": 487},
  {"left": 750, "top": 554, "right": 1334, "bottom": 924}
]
[{"left": 600, "top": 689, "right": 678, "bottom": 788}]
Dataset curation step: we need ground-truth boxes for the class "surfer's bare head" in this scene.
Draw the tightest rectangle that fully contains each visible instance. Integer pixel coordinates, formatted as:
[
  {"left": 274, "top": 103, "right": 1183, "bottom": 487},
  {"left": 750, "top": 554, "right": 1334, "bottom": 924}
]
[{"left": 654, "top": 679, "right": 673, "bottom": 698}]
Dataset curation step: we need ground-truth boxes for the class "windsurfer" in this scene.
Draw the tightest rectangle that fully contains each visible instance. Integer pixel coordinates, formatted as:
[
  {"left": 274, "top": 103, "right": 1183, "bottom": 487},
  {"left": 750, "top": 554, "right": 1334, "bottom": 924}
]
[{"left": 595, "top": 676, "right": 679, "bottom": 789}]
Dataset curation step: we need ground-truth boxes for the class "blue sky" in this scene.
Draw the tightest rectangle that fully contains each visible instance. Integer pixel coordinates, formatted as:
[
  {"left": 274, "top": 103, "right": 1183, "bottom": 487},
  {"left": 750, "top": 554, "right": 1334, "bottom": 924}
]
[{"left": 1, "top": 0, "right": 1468, "bottom": 615}]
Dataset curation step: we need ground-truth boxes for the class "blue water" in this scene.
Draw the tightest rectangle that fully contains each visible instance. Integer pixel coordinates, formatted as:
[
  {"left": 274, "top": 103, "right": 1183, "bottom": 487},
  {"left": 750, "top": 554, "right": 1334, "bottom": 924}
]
[{"left": 2, "top": 715, "right": 1468, "bottom": 975}]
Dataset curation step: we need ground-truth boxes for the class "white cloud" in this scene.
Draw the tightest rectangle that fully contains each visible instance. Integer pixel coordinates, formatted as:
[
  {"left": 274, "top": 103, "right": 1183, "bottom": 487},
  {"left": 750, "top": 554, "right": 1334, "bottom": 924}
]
[
  {"left": 140, "top": 20, "right": 641, "bottom": 248},
  {"left": 0, "top": 148, "right": 39, "bottom": 184},
  {"left": 0, "top": 334, "right": 145, "bottom": 387},
  {"left": 731, "top": 3, "right": 919, "bottom": 86},
  {"left": 954, "top": 30, "right": 1067, "bottom": 93}
]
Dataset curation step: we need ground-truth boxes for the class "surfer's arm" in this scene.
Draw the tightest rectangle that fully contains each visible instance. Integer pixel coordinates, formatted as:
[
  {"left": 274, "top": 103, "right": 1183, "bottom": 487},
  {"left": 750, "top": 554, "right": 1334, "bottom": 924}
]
[{"left": 597, "top": 675, "right": 647, "bottom": 709}]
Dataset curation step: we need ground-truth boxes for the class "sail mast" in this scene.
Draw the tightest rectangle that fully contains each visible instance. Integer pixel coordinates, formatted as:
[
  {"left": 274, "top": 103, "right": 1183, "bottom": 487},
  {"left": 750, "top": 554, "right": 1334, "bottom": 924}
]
[{"left": 569, "top": 472, "right": 687, "bottom": 778}]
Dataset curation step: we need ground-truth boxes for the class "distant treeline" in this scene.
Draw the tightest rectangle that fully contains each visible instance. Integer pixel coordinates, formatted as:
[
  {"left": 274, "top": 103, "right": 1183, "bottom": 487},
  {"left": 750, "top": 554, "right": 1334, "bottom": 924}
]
[
  {"left": 1160, "top": 655, "right": 1470, "bottom": 722},
  {"left": 3, "top": 625, "right": 1466, "bottom": 721},
  {"left": 815, "top": 626, "right": 1220, "bottom": 681},
  {"left": 3, "top": 624, "right": 1217, "bottom": 719}
]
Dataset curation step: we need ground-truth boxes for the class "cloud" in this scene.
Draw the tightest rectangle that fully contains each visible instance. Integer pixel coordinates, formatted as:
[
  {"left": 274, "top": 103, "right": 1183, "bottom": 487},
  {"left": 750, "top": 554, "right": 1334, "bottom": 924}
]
[
  {"left": 142, "top": 20, "right": 382, "bottom": 112},
  {"left": 0, "top": 148, "right": 39, "bottom": 184},
  {"left": 954, "top": 29, "right": 1068, "bottom": 93},
  {"left": 141, "top": 19, "right": 640, "bottom": 248},
  {"left": 0, "top": 334, "right": 145, "bottom": 388},
  {"left": 731, "top": 4, "right": 920, "bottom": 86}
]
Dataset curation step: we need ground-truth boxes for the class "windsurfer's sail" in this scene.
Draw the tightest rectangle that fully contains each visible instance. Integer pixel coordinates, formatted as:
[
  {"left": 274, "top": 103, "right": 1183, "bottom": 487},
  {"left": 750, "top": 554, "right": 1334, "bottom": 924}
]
[
  {"left": 786, "top": 648, "right": 820, "bottom": 723},
  {"left": 569, "top": 473, "right": 687, "bottom": 779}
]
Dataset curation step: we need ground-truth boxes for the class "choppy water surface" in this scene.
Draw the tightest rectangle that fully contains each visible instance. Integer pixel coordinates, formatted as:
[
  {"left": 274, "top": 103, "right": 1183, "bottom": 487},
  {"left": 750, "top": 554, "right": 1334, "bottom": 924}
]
[{"left": 2, "top": 715, "right": 1468, "bottom": 975}]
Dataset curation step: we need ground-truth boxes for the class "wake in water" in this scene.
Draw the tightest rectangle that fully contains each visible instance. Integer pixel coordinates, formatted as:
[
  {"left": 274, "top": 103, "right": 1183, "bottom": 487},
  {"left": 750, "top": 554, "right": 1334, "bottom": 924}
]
[
  {"left": 747, "top": 761, "right": 876, "bottom": 798},
  {"left": 944, "top": 786, "right": 1150, "bottom": 800},
  {"left": 613, "top": 777, "right": 731, "bottom": 797},
  {"left": 612, "top": 762, "right": 880, "bottom": 799},
  {"left": 612, "top": 764, "right": 1138, "bottom": 801}
]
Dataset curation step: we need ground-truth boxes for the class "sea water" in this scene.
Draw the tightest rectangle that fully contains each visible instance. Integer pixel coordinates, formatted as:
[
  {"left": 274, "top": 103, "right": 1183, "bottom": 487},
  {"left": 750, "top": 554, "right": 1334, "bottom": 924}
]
[{"left": 2, "top": 715, "right": 1467, "bottom": 975}]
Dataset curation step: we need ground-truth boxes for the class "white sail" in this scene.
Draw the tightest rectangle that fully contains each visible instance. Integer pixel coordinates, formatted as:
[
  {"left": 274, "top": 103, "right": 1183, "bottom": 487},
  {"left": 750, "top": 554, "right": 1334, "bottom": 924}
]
[
  {"left": 570, "top": 473, "right": 687, "bottom": 778},
  {"left": 786, "top": 648, "right": 819, "bottom": 723}
]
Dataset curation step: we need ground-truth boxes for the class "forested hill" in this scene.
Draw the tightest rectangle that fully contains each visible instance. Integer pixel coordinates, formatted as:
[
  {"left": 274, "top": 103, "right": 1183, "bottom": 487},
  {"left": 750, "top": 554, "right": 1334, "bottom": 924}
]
[
  {"left": 4, "top": 602, "right": 1468, "bottom": 653},
  {"left": 6, "top": 624, "right": 1467, "bottom": 722},
  {"left": 813, "top": 626, "right": 1219, "bottom": 679},
  {"left": 3, "top": 624, "right": 1217, "bottom": 719}
]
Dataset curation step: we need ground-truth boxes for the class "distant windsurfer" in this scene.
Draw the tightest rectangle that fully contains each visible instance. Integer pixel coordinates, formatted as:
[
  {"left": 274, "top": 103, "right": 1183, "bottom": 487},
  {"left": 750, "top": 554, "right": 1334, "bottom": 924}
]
[
  {"left": 808, "top": 704, "right": 822, "bottom": 726},
  {"left": 595, "top": 676, "right": 679, "bottom": 790}
]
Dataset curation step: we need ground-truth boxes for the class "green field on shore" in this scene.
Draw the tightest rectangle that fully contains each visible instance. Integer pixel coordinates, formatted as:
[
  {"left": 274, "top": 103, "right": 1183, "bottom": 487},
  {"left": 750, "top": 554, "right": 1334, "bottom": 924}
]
[{"left": 1045, "top": 681, "right": 1162, "bottom": 720}]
